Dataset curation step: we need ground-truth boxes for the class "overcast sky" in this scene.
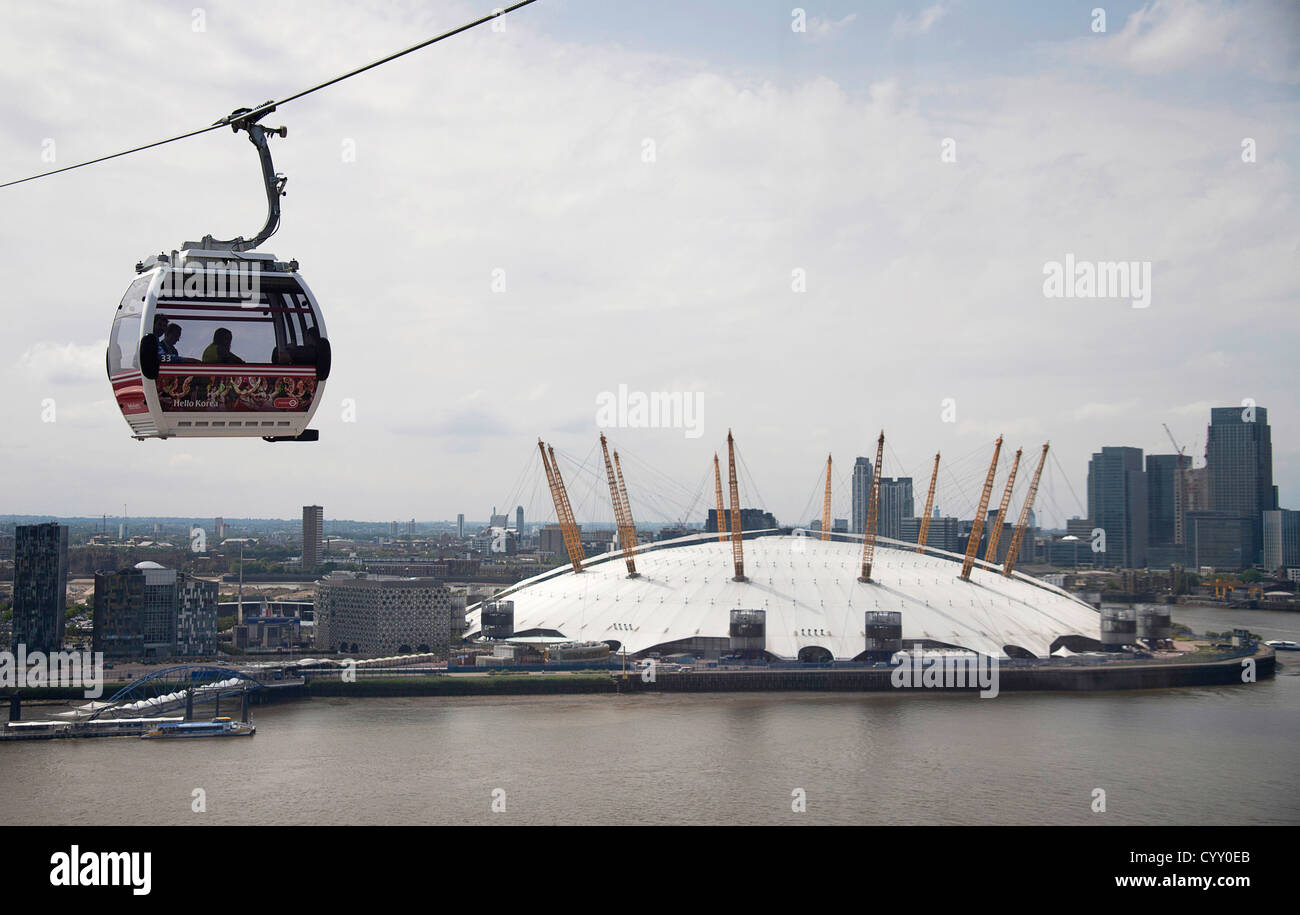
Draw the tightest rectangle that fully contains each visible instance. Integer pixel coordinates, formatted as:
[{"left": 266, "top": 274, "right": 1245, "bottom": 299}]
[{"left": 1, "top": 0, "right": 1296, "bottom": 530}]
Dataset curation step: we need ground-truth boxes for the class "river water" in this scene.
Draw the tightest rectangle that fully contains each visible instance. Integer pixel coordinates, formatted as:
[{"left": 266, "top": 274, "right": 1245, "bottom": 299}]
[{"left": 2, "top": 605, "right": 1297, "bottom": 825}]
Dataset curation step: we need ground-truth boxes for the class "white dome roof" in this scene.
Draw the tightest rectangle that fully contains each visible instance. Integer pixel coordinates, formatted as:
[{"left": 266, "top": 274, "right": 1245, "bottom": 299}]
[
  {"left": 466, "top": 533, "right": 1100, "bottom": 659},
  {"left": 133, "top": 560, "right": 165, "bottom": 569}
]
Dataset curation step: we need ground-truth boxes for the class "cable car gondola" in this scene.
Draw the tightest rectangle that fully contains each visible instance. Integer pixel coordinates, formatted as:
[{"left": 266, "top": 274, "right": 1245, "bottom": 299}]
[{"left": 107, "top": 105, "right": 329, "bottom": 442}]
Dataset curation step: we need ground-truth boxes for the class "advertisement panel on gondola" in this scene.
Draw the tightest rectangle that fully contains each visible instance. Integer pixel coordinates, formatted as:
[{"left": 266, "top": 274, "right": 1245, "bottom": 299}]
[{"left": 155, "top": 371, "right": 317, "bottom": 413}]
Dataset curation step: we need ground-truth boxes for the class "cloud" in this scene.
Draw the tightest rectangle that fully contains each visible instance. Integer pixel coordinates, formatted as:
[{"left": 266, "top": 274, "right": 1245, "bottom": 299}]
[
  {"left": 804, "top": 13, "right": 857, "bottom": 40},
  {"left": 1073, "top": 401, "right": 1141, "bottom": 421},
  {"left": 1070, "top": 0, "right": 1300, "bottom": 82},
  {"left": 892, "top": 3, "right": 949, "bottom": 38},
  {"left": 395, "top": 410, "right": 513, "bottom": 440},
  {"left": 0, "top": 1, "right": 1294, "bottom": 526},
  {"left": 16, "top": 341, "right": 106, "bottom": 385}
]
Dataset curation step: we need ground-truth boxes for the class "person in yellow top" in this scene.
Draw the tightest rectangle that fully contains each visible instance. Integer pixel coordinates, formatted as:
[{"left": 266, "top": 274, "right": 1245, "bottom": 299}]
[{"left": 202, "top": 328, "right": 245, "bottom": 364}]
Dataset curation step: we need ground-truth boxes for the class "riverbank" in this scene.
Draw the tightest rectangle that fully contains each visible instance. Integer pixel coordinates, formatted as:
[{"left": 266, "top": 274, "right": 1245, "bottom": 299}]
[{"left": 5, "top": 647, "right": 1278, "bottom": 707}]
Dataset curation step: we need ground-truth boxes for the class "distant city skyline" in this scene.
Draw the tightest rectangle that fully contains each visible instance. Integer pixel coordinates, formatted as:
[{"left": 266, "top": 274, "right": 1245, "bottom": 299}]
[{"left": 0, "top": 401, "right": 1291, "bottom": 535}]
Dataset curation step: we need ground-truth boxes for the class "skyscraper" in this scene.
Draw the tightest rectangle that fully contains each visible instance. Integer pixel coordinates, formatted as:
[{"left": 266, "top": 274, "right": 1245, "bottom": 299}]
[
  {"left": 457, "top": 513, "right": 465, "bottom": 539},
  {"left": 12, "top": 522, "right": 68, "bottom": 652},
  {"left": 851, "top": 456, "right": 873, "bottom": 534},
  {"left": 877, "top": 477, "right": 914, "bottom": 541},
  {"left": 1145, "top": 453, "right": 1188, "bottom": 548},
  {"left": 1262, "top": 509, "right": 1300, "bottom": 574},
  {"left": 302, "top": 505, "right": 324, "bottom": 570},
  {"left": 1087, "top": 447, "right": 1148, "bottom": 568},
  {"left": 516, "top": 505, "right": 524, "bottom": 534},
  {"left": 1206, "top": 406, "right": 1276, "bottom": 564}
]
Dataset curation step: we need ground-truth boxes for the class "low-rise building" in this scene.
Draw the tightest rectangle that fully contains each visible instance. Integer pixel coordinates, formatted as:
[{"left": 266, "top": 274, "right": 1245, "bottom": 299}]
[{"left": 315, "top": 573, "right": 458, "bottom": 656}]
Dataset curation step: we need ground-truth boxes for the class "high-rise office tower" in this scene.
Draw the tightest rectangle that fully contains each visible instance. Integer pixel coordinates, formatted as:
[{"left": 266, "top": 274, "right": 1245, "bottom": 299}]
[
  {"left": 302, "top": 505, "right": 324, "bottom": 570},
  {"left": 1087, "top": 447, "right": 1148, "bottom": 568},
  {"left": 877, "top": 477, "right": 914, "bottom": 542},
  {"left": 457, "top": 513, "right": 465, "bottom": 539},
  {"left": 851, "top": 457, "right": 873, "bottom": 534},
  {"left": 1262, "top": 509, "right": 1300, "bottom": 573},
  {"left": 12, "top": 522, "right": 68, "bottom": 652},
  {"left": 1145, "top": 454, "right": 1189, "bottom": 546},
  {"left": 516, "top": 505, "right": 524, "bottom": 534},
  {"left": 1206, "top": 406, "right": 1276, "bottom": 564}
]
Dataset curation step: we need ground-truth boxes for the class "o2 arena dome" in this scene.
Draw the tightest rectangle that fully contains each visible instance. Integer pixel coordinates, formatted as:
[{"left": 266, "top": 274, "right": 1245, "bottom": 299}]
[{"left": 465, "top": 531, "right": 1101, "bottom": 661}]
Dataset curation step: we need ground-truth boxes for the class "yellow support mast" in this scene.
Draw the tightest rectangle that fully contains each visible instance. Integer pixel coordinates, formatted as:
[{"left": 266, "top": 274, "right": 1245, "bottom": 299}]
[
  {"left": 858, "top": 431, "right": 885, "bottom": 582},
  {"left": 916, "top": 452, "right": 940, "bottom": 554},
  {"left": 613, "top": 450, "right": 641, "bottom": 567},
  {"left": 960, "top": 436, "right": 1003, "bottom": 580},
  {"left": 713, "top": 453, "right": 727, "bottom": 543},
  {"left": 727, "top": 430, "right": 746, "bottom": 581},
  {"left": 821, "top": 454, "right": 833, "bottom": 541},
  {"left": 541, "top": 441, "right": 585, "bottom": 573},
  {"left": 1004, "top": 443, "right": 1049, "bottom": 577},
  {"left": 983, "top": 447, "right": 1022, "bottom": 564},
  {"left": 599, "top": 434, "right": 637, "bottom": 577}
]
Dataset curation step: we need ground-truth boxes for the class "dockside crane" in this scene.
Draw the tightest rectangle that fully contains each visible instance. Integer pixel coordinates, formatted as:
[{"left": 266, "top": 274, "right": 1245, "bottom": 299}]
[
  {"left": 858, "top": 431, "right": 885, "bottom": 582},
  {"left": 599, "top": 434, "right": 637, "bottom": 577},
  {"left": 916, "top": 452, "right": 940, "bottom": 554},
  {"left": 983, "top": 447, "right": 1022, "bottom": 564},
  {"left": 821, "top": 454, "right": 833, "bottom": 541},
  {"left": 1003, "top": 443, "right": 1048, "bottom": 577},
  {"left": 539, "top": 440, "right": 585, "bottom": 573},
  {"left": 960, "top": 436, "right": 1003, "bottom": 580}
]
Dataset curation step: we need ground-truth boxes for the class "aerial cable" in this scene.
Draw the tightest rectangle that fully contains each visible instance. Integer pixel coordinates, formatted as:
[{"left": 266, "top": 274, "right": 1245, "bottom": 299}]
[{"left": 0, "top": 0, "right": 539, "bottom": 190}]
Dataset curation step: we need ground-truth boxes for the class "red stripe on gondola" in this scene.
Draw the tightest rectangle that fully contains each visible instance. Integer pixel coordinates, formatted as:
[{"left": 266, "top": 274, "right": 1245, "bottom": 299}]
[{"left": 112, "top": 376, "right": 149, "bottom": 415}]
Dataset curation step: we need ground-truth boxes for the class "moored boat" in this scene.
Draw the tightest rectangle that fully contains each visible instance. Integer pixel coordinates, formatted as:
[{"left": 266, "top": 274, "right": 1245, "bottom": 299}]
[{"left": 141, "top": 717, "right": 255, "bottom": 739}]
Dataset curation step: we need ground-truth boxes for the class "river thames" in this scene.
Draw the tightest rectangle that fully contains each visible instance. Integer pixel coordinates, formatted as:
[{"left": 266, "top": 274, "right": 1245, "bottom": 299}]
[{"left": 2, "top": 605, "right": 1297, "bottom": 826}]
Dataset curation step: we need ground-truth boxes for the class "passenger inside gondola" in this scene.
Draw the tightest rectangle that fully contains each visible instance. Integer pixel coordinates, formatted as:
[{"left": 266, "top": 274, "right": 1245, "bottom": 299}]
[
  {"left": 158, "top": 324, "right": 188, "bottom": 362},
  {"left": 290, "top": 327, "right": 320, "bottom": 365},
  {"left": 202, "top": 327, "right": 245, "bottom": 364}
]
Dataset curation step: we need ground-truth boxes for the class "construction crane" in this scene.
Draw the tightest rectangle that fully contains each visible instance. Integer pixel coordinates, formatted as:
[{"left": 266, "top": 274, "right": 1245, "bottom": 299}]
[
  {"left": 539, "top": 441, "right": 584, "bottom": 573},
  {"left": 1162, "top": 422, "right": 1191, "bottom": 546},
  {"left": 983, "top": 447, "right": 1022, "bottom": 564},
  {"left": 613, "top": 451, "right": 640, "bottom": 566},
  {"left": 1004, "top": 443, "right": 1048, "bottom": 577},
  {"left": 713, "top": 453, "right": 727, "bottom": 543},
  {"left": 1162, "top": 423, "right": 1185, "bottom": 457},
  {"left": 858, "top": 431, "right": 885, "bottom": 582},
  {"left": 727, "top": 430, "right": 746, "bottom": 580},
  {"left": 599, "top": 434, "right": 637, "bottom": 577},
  {"left": 821, "top": 454, "right": 833, "bottom": 541},
  {"left": 960, "top": 435, "right": 1003, "bottom": 580},
  {"left": 916, "top": 452, "right": 939, "bottom": 554}
]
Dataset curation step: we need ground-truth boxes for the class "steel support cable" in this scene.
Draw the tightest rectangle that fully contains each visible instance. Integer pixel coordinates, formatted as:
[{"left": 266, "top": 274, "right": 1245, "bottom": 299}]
[{"left": 0, "top": 0, "right": 539, "bottom": 189}]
